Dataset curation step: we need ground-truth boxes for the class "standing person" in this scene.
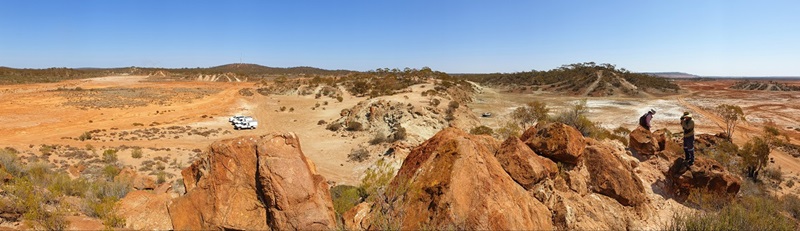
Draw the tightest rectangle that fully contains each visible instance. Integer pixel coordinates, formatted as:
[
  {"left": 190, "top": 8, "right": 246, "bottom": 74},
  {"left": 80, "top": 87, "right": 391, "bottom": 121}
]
[
  {"left": 681, "top": 112, "right": 695, "bottom": 166},
  {"left": 639, "top": 109, "right": 656, "bottom": 130}
]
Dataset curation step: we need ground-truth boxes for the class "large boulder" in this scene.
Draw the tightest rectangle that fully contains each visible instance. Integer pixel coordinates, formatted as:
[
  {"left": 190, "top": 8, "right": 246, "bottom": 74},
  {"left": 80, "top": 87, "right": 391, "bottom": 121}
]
[
  {"left": 342, "top": 202, "right": 372, "bottom": 231},
  {"left": 629, "top": 126, "right": 659, "bottom": 156},
  {"left": 666, "top": 157, "right": 742, "bottom": 199},
  {"left": 652, "top": 129, "right": 669, "bottom": 151},
  {"left": 256, "top": 133, "right": 337, "bottom": 230},
  {"left": 388, "top": 128, "right": 553, "bottom": 230},
  {"left": 168, "top": 134, "right": 336, "bottom": 230},
  {"left": 117, "top": 190, "right": 173, "bottom": 230},
  {"left": 583, "top": 139, "right": 647, "bottom": 206},
  {"left": 523, "top": 123, "right": 586, "bottom": 165},
  {"left": 495, "top": 137, "right": 558, "bottom": 189}
]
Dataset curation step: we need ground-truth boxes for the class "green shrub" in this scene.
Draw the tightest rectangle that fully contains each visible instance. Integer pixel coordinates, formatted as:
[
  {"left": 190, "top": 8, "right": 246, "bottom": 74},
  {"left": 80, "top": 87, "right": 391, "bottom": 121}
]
[
  {"left": 103, "top": 149, "right": 118, "bottom": 163},
  {"left": 3, "top": 179, "right": 68, "bottom": 230},
  {"left": 470, "top": 126, "right": 494, "bottom": 136},
  {"left": 84, "top": 197, "right": 125, "bottom": 228},
  {"left": 0, "top": 148, "right": 24, "bottom": 178},
  {"left": 348, "top": 148, "right": 369, "bottom": 162},
  {"left": 762, "top": 167, "right": 783, "bottom": 182},
  {"left": 346, "top": 121, "right": 363, "bottom": 131},
  {"left": 157, "top": 171, "right": 166, "bottom": 184},
  {"left": 360, "top": 159, "right": 396, "bottom": 200},
  {"left": 784, "top": 194, "right": 800, "bottom": 219},
  {"left": 79, "top": 131, "right": 92, "bottom": 141},
  {"left": 131, "top": 148, "right": 143, "bottom": 159},
  {"left": 495, "top": 121, "right": 521, "bottom": 140},
  {"left": 326, "top": 122, "right": 342, "bottom": 131},
  {"left": 48, "top": 172, "right": 90, "bottom": 197},
  {"left": 102, "top": 165, "right": 121, "bottom": 181},
  {"left": 670, "top": 195, "right": 796, "bottom": 231},
  {"left": 391, "top": 126, "right": 407, "bottom": 141},
  {"left": 331, "top": 185, "right": 366, "bottom": 216},
  {"left": 369, "top": 132, "right": 387, "bottom": 145},
  {"left": 26, "top": 161, "right": 54, "bottom": 183}
]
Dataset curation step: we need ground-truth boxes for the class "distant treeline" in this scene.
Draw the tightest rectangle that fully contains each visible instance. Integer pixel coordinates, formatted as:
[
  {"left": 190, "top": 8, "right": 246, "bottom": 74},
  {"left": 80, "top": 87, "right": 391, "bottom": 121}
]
[
  {"left": 0, "top": 67, "right": 124, "bottom": 84},
  {"left": 0, "top": 64, "right": 356, "bottom": 84}
]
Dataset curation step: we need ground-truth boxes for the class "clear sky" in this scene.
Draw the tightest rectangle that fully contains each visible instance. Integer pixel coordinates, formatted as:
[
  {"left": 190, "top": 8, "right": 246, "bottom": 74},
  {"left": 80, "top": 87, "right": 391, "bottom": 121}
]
[{"left": 1, "top": 0, "right": 798, "bottom": 76}]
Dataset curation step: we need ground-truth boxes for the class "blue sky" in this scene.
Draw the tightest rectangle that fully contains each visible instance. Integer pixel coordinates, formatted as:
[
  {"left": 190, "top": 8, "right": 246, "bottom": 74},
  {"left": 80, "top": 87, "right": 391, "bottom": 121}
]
[{"left": 1, "top": 0, "right": 798, "bottom": 76}]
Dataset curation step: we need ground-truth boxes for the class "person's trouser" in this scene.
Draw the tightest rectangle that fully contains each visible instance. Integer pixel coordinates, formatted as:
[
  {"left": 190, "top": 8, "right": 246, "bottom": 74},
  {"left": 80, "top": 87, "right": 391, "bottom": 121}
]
[{"left": 683, "top": 136, "right": 695, "bottom": 164}]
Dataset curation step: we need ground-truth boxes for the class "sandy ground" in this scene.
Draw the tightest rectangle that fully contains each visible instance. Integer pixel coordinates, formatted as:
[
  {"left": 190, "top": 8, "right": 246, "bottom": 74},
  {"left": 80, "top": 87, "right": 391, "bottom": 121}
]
[{"left": 0, "top": 75, "right": 374, "bottom": 185}]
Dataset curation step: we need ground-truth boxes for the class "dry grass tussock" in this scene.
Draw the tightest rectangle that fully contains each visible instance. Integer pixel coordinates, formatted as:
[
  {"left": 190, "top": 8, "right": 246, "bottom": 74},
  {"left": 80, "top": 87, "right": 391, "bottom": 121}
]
[{"left": 0, "top": 148, "right": 129, "bottom": 229}]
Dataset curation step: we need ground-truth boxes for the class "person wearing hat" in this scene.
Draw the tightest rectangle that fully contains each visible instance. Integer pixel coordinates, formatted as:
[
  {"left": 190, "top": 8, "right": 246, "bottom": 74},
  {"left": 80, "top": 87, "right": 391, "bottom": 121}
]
[
  {"left": 681, "top": 112, "right": 695, "bottom": 166},
  {"left": 639, "top": 109, "right": 657, "bottom": 131}
]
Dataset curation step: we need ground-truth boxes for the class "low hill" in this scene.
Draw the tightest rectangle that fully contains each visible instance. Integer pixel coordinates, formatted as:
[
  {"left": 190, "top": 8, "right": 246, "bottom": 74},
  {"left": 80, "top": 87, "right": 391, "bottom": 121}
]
[
  {"left": 0, "top": 64, "right": 356, "bottom": 84},
  {"left": 730, "top": 80, "right": 800, "bottom": 91},
  {"left": 459, "top": 62, "right": 680, "bottom": 97},
  {"left": 645, "top": 72, "right": 699, "bottom": 79}
]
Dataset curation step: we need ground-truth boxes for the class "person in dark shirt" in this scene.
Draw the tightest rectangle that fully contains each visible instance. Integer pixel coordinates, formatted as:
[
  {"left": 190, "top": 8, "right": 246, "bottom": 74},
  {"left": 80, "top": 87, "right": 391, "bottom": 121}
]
[
  {"left": 681, "top": 112, "right": 695, "bottom": 166},
  {"left": 639, "top": 109, "right": 656, "bottom": 130}
]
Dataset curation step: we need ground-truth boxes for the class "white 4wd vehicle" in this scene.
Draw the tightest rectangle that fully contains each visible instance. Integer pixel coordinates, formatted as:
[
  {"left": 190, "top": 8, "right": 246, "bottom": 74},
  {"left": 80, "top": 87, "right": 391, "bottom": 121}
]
[{"left": 233, "top": 120, "right": 258, "bottom": 130}]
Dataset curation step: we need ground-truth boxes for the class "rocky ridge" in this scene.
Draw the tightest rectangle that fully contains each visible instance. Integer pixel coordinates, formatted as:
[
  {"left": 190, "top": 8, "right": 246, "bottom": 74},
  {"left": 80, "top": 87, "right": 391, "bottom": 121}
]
[{"left": 109, "top": 122, "right": 742, "bottom": 230}]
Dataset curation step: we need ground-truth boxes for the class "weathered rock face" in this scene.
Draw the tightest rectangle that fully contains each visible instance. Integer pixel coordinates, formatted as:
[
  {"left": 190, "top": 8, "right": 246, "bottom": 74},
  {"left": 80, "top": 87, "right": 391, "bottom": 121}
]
[
  {"left": 342, "top": 202, "right": 372, "bottom": 231},
  {"left": 168, "top": 134, "right": 336, "bottom": 230},
  {"left": 169, "top": 136, "right": 268, "bottom": 230},
  {"left": 496, "top": 137, "right": 558, "bottom": 189},
  {"left": 523, "top": 123, "right": 586, "bottom": 165},
  {"left": 583, "top": 139, "right": 647, "bottom": 206},
  {"left": 256, "top": 133, "right": 337, "bottom": 230},
  {"left": 666, "top": 157, "right": 742, "bottom": 199},
  {"left": 117, "top": 191, "right": 173, "bottom": 230},
  {"left": 389, "top": 128, "right": 554, "bottom": 230},
  {"left": 115, "top": 167, "right": 156, "bottom": 190},
  {"left": 652, "top": 129, "right": 669, "bottom": 151},
  {"left": 629, "top": 126, "right": 659, "bottom": 156}
]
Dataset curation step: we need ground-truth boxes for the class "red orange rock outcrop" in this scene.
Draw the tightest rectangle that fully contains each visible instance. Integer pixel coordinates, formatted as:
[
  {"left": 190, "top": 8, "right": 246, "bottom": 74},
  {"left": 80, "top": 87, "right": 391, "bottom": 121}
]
[
  {"left": 523, "top": 123, "right": 586, "bottom": 164},
  {"left": 629, "top": 126, "right": 659, "bottom": 156},
  {"left": 666, "top": 157, "right": 742, "bottom": 199},
  {"left": 388, "top": 128, "right": 554, "bottom": 230},
  {"left": 168, "top": 134, "right": 336, "bottom": 230},
  {"left": 496, "top": 137, "right": 558, "bottom": 189},
  {"left": 117, "top": 190, "right": 173, "bottom": 230},
  {"left": 583, "top": 139, "right": 647, "bottom": 206}
]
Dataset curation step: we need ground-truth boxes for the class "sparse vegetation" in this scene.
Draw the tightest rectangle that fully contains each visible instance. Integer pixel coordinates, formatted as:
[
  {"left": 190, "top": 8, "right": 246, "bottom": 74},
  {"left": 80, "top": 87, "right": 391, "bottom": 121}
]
[
  {"left": 670, "top": 195, "right": 797, "bottom": 231},
  {"left": 495, "top": 121, "right": 522, "bottom": 140},
  {"left": 346, "top": 121, "right": 363, "bottom": 131},
  {"left": 739, "top": 136, "right": 770, "bottom": 180},
  {"left": 78, "top": 131, "right": 92, "bottom": 141},
  {"left": 714, "top": 104, "right": 745, "bottom": 141},
  {"left": 131, "top": 148, "right": 143, "bottom": 159},
  {"left": 554, "top": 99, "right": 594, "bottom": 136},
  {"left": 0, "top": 148, "right": 129, "bottom": 230},
  {"left": 348, "top": 148, "right": 370, "bottom": 162},
  {"left": 470, "top": 125, "right": 494, "bottom": 136},
  {"left": 330, "top": 185, "right": 366, "bottom": 218},
  {"left": 511, "top": 100, "right": 549, "bottom": 128}
]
